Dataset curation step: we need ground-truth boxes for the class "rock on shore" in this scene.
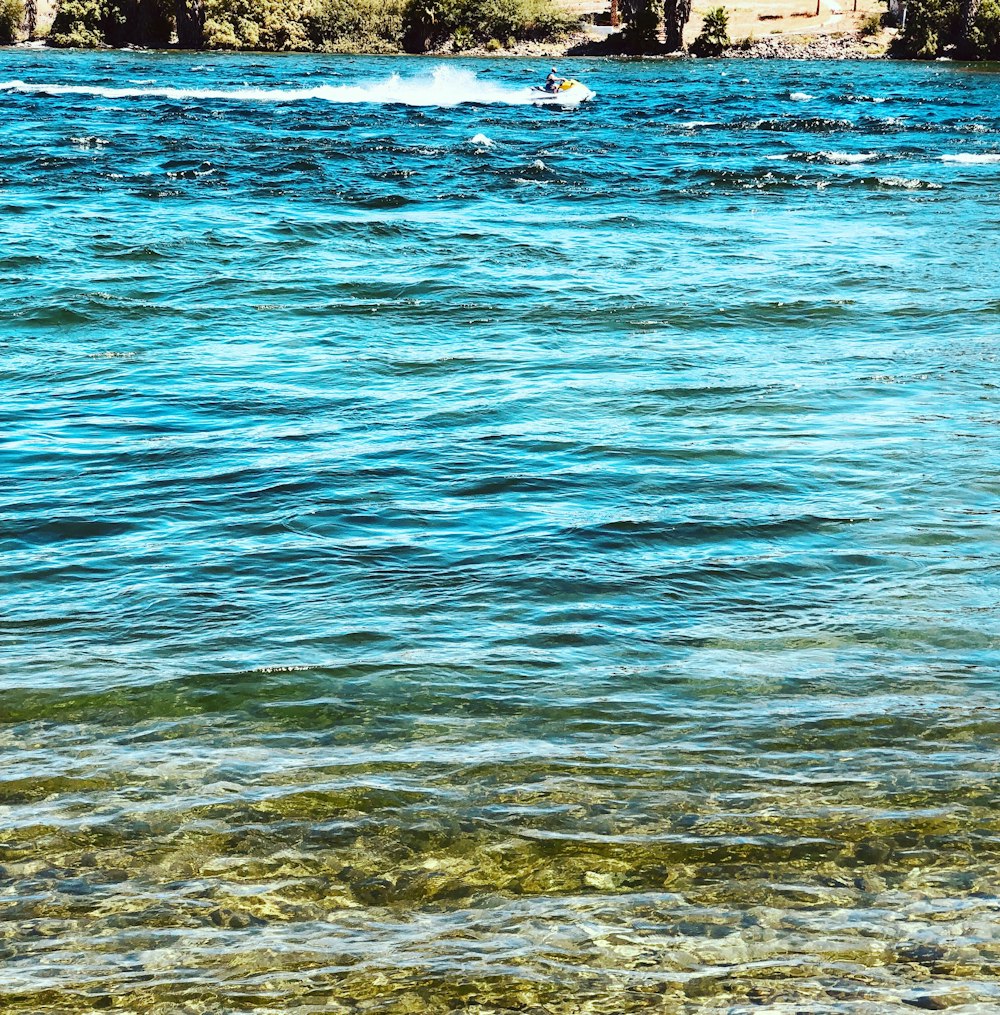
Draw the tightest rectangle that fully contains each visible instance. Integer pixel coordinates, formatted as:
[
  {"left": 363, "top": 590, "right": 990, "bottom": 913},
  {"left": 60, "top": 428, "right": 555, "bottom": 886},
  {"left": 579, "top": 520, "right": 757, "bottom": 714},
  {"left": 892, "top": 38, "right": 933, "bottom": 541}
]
[{"left": 721, "top": 32, "right": 889, "bottom": 58}]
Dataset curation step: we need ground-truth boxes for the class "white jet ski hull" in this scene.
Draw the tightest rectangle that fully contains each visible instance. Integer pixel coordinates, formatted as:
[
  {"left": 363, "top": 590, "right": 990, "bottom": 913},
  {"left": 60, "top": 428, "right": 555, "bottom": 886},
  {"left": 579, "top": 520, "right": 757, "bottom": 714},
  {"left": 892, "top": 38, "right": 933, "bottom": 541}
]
[{"left": 531, "top": 81, "right": 595, "bottom": 107}]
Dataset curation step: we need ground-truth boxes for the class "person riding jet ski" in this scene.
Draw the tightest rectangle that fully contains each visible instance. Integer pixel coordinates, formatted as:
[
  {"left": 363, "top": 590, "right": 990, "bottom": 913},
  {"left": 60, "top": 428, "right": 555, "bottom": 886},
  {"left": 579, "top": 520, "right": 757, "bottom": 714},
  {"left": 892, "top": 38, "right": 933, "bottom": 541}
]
[{"left": 530, "top": 72, "right": 595, "bottom": 105}]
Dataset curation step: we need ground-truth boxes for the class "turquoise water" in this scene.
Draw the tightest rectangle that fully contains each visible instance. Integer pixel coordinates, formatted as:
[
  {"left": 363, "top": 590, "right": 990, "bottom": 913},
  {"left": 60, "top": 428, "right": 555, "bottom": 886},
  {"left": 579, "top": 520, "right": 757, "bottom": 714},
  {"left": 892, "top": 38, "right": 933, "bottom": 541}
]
[{"left": 2, "top": 52, "right": 1000, "bottom": 1012}]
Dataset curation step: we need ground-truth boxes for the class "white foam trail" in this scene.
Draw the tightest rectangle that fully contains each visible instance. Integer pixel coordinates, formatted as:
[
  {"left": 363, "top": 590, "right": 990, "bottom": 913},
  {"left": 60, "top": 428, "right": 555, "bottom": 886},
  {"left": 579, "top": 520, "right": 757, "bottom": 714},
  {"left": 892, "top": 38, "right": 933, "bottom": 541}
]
[
  {"left": 468, "top": 132, "right": 495, "bottom": 147},
  {"left": 821, "top": 151, "right": 877, "bottom": 164},
  {"left": 789, "top": 91, "right": 814, "bottom": 102},
  {"left": 0, "top": 66, "right": 544, "bottom": 108},
  {"left": 941, "top": 153, "right": 1000, "bottom": 163}
]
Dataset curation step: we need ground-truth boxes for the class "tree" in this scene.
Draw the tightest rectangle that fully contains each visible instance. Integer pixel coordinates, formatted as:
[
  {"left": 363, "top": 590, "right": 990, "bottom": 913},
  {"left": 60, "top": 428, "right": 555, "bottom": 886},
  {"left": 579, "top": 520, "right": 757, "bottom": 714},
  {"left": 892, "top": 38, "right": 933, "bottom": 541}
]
[
  {"left": 618, "top": 0, "right": 659, "bottom": 49},
  {"left": 663, "top": 0, "right": 691, "bottom": 50},
  {"left": 896, "top": 0, "right": 1000, "bottom": 56},
  {"left": 0, "top": 0, "right": 22, "bottom": 42},
  {"left": 106, "top": 0, "right": 173, "bottom": 45},
  {"left": 691, "top": 4, "right": 728, "bottom": 52},
  {"left": 956, "top": 0, "right": 981, "bottom": 53},
  {"left": 175, "top": 0, "right": 205, "bottom": 46}
]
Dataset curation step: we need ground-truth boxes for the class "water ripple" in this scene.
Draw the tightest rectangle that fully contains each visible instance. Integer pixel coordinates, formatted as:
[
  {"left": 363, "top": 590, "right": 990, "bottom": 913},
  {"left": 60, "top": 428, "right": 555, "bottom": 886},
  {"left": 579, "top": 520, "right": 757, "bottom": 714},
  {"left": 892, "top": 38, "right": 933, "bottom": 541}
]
[{"left": 1, "top": 51, "right": 999, "bottom": 1013}]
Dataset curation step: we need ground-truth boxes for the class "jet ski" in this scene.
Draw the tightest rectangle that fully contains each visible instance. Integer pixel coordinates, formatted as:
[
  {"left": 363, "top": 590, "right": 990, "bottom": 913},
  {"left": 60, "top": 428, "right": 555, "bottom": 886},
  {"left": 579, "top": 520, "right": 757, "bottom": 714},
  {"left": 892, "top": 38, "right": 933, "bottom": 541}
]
[{"left": 531, "top": 79, "right": 595, "bottom": 107}]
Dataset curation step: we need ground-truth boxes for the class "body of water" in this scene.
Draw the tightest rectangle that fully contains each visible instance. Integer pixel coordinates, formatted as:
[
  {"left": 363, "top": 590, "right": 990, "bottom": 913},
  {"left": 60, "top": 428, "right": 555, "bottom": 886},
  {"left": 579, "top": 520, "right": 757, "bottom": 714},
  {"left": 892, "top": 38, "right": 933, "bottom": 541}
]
[{"left": 2, "top": 52, "right": 1000, "bottom": 1013}]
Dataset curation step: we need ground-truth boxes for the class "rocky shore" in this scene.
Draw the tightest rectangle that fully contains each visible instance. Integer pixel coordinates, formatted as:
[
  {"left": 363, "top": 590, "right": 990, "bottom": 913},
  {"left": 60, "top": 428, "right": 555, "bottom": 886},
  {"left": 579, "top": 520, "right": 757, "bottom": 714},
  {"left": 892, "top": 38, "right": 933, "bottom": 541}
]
[
  {"left": 721, "top": 31, "right": 891, "bottom": 58},
  {"left": 430, "top": 30, "right": 594, "bottom": 58},
  {"left": 452, "top": 26, "right": 893, "bottom": 59}
]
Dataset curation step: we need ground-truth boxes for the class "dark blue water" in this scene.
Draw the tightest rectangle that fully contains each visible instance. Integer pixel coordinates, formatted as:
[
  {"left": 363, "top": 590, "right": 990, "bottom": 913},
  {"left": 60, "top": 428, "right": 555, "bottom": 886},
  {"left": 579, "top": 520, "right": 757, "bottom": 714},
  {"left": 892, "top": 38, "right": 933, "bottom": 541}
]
[{"left": 2, "top": 52, "right": 1000, "bottom": 1012}]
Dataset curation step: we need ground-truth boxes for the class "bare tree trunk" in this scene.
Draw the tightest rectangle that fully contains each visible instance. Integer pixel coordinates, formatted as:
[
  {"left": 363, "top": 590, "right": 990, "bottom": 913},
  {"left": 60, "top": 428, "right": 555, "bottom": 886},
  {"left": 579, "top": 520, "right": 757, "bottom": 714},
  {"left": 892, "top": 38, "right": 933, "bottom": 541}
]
[
  {"left": 175, "top": 0, "right": 205, "bottom": 47},
  {"left": 956, "top": 0, "right": 980, "bottom": 56},
  {"left": 662, "top": 0, "right": 691, "bottom": 51},
  {"left": 23, "top": 0, "right": 36, "bottom": 37}
]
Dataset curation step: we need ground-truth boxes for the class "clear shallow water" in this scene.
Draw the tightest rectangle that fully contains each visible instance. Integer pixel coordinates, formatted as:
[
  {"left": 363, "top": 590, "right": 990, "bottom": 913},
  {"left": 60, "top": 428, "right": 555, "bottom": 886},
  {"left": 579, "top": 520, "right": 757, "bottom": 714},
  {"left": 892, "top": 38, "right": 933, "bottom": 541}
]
[{"left": 2, "top": 51, "right": 1000, "bottom": 1013}]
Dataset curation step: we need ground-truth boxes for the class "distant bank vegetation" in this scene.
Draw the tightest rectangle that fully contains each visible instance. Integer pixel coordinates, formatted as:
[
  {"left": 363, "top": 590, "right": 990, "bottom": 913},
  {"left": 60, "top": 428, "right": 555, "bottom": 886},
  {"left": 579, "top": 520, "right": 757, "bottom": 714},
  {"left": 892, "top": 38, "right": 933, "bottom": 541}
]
[
  {"left": 7, "top": 0, "right": 999, "bottom": 57},
  {"left": 43, "top": 0, "right": 579, "bottom": 49},
  {"left": 0, "top": 0, "right": 24, "bottom": 43},
  {"left": 616, "top": 0, "right": 998, "bottom": 56},
  {"left": 895, "top": 0, "right": 1000, "bottom": 57}
]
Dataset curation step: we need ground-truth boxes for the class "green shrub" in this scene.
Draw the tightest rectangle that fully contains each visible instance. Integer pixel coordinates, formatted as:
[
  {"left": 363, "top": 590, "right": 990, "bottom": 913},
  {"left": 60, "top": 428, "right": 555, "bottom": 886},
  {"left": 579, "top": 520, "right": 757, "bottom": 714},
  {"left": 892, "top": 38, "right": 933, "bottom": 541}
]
[
  {"left": 203, "top": 0, "right": 313, "bottom": 48},
  {"left": 468, "top": 0, "right": 577, "bottom": 41},
  {"left": 50, "top": 0, "right": 172, "bottom": 46},
  {"left": 0, "top": 0, "right": 23, "bottom": 43},
  {"left": 691, "top": 4, "right": 729, "bottom": 53},
  {"left": 968, "top": 0, "right": 1000, "bottom": 56},
  {"left": 402, "top": 0, "right": 577, "bottom": 51},
  {"left": 309, "top": 0, "right": 404, "bottom": 51},
  {"left": 859, "top": 10, "right": 883, "bottom": 34},
  {"left": 896, "top": 0, "right": 948, "bottom": 54},
  {"left": 49, "top": 0, "right": 106, "bottom": 45},
  {"left": 48, "top": 0, "right": 579, "bottom": 50},
  {"left": 895, "top": 0, "right": 1000, "bottom": 56}
]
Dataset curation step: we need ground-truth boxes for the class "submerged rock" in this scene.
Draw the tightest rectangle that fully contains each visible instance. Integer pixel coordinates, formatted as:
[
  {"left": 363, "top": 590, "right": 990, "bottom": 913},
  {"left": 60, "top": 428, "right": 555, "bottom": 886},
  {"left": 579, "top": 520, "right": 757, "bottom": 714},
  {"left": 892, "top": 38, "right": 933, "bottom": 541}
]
[{"left": 904, "top": 993, "right": 970, "bottom": 1010}]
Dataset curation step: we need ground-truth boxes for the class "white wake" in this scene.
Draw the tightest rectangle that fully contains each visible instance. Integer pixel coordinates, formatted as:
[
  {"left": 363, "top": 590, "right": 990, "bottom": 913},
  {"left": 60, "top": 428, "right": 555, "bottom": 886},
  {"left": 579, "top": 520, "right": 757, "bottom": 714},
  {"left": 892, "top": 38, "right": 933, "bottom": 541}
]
[
  {"left": 0, "top": 66, "right": 542, "bottom": 108},
  {"left": 940, "top": 153, "right": 1000, "bottom": 164}
]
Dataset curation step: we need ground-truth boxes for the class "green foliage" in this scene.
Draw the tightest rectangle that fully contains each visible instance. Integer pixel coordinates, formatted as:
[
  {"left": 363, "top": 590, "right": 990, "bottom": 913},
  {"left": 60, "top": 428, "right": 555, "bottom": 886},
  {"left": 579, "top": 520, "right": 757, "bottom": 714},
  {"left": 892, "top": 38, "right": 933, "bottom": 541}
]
[
  {"left": 202, "top": 0, "right": 312, "bottom": 48},
  {"left": 402, "top": 0, "right": 577, "bottom": 51},
  {"left": 859, "top": 10, "right": 883, "bottom": 34},
  {"left": 50, "top": 0, "right": 171, "bottom": 45},
  {"left": 899, "top": 0, "right": 947, "bottom": 55},
  {"left": 897, "top": 0, "right": 1000, "bottom": 56},
  {"left": 691, "top": 4, "right": 728, "bottom": 53},
  {"left": 968, "top": 0, "right": 1000, "bottom": 55},
  {"left": 468, "top": 0, "right": 577, "bottom": 42},
  {"left": 47, "top": 0, "right": 578, "bottom": 50},
  {"left": 0, "top": 0, "right": 23, "bottom": 43},
  {"left": 451, "top": 21, "right": 473, "bottom": 45},
  {"left": 309, "top": 0, "right": 403, "bottom": 52},
  {"left": 49, "top": 0, "right": 107, "bottom": 45}
]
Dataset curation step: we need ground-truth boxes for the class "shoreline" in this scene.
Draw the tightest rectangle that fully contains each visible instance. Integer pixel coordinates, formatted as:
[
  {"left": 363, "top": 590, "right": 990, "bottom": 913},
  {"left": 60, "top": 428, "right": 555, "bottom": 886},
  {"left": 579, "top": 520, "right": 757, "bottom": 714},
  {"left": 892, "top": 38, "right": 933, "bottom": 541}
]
[
  {"left": 452, "top": 30, "right": 890, "bottom": 58},
  {"left": 11, "top": 31, "right": 896, "bottom": 59}
]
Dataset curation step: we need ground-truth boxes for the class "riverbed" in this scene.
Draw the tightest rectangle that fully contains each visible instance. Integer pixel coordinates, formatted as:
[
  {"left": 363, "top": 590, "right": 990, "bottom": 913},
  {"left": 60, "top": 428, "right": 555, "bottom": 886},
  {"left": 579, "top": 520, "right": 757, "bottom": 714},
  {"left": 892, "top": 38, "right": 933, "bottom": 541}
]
[{"left": 2, "top": 52, "right": 999, "bottom": 1013}]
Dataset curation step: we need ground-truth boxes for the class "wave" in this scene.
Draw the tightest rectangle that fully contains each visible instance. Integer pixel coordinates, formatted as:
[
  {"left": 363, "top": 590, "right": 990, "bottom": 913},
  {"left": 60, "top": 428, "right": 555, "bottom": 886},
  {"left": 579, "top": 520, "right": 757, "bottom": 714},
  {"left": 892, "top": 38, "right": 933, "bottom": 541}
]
[
  {"left": 765, "top": 151, "right": 883, "bottom": 165},
  {"left": 940, "top": 152, "right": 1000, "bottom": 163},
  {"left": 876, "top": 175, "right": 942, "bottom": 189},
  {"left": 0, "top": 66, "right": 541, "bottom": 108},
  {"left": 738, "top": 117, "right": 855, "bottom": 132},
  {"left": 819, "top": 150, "right": 878, "bottom": 164}
]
